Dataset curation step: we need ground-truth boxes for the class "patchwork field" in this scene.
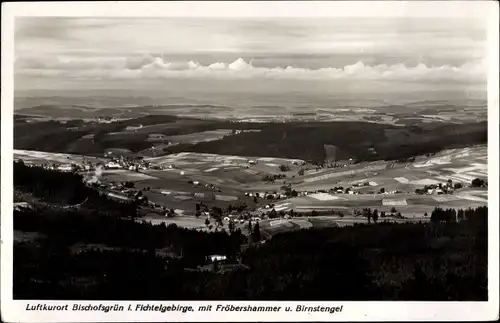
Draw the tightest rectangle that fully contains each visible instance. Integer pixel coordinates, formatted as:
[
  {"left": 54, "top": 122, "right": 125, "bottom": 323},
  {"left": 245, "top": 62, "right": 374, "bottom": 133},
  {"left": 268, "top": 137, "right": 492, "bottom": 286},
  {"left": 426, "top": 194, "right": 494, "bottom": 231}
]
[
  {"left": 13, "top": 144, "right": 487, "bottom": 230},
  {"left": 162, "top": 129, "right": 233, "bottom": 145},
  {"left": 101, "top": 169, "right": 156, "bottom": 182},
  {"left": 296, "top": 145, "right": 487, "bottom": 194},
  {"left": 14, "top": 149, "right": 104, "bottom": 164}
]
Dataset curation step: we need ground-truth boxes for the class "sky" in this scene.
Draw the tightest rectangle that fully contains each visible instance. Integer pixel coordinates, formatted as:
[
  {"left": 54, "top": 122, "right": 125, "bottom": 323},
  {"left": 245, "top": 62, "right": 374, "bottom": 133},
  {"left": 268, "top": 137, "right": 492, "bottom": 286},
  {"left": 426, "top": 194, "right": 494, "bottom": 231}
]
[{"left": 14, "top": 14, "right": 488, "bottom": 105}]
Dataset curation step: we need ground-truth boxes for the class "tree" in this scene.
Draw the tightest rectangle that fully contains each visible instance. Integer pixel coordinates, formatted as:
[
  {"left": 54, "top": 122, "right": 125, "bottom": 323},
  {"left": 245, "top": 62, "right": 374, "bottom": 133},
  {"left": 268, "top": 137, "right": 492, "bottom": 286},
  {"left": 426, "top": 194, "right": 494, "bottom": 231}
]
[
  {"left": 454, "top": 182, "right": 463, "bottom": 189},
  {"left": 269, "top": 208, "right": 278, "bottom": 219},
  {"left": 298, "top": 169, "right": 305, "bottom": 176},
  {"left": 379, "top": 187, "right": 386, "bottom": 194},
  {"left": 248, "top": 220, "right": 253, "bottom": 234},
  {"left": 204, "top": 218, "right": 210, "bottom": 226},
  {"left": 228, "top": 219, "right": 235, "bottom": 234},
  {"left": 195, "top": 210, "right": 201, "bottom": 218},
  {"left": 291, "top": 190, "right": 298, "bottom": 197},
  {"left": 390, "top": 207, "right": 397, "bottom": 214},
  {"left": 424, "top": 212, "right": 428, "bottom": 217},
  {"left": 252, "top": 221, "right": 261, "bottom": 242},
  {"left": 167, "top": 208, "right": 175, "bottom": 217},
  {"left": 196, "top": 203, "right": 200, "bottom": 211},
  {"left": 124, "top": 181, "right": 135, "bottom": 188},
  {"left": 447, "top": 179, "right": 453, "bottom": 186},
  {"left": 372, "top": 209, "right": 379, "bottom": 223},
  {"left": 212, "top": 261, "right": 219, "bottom": 272},
  {"left": 279, "top": 164, "right": 291, "bottom": 172},
  {"left": 471, "top": 178, "right": 485, "bottom": 188}
]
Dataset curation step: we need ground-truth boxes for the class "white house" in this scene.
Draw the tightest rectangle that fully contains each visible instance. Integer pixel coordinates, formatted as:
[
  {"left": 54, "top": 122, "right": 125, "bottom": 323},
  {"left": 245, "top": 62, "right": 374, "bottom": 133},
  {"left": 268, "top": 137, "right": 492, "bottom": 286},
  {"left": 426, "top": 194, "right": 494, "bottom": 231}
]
[
  {"left": 57, "top": 164, "right": 74, "bottom": 172},
  {"left": 14, "top": 202, "right": 31, "bottom": 211},
  {"left": 106, "top": 161, "right": 122, "bottom": 169},
  {"left": 209, "top": 255, "right": 227, "bottom": 262}
]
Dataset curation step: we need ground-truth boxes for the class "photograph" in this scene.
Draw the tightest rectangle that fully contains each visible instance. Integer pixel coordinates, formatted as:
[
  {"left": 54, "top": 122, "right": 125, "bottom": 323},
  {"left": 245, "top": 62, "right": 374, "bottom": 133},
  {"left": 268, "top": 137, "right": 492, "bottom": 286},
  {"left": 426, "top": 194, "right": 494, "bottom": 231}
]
[{"left": 1, "top": 1, "right": 499, "bottom": 322}]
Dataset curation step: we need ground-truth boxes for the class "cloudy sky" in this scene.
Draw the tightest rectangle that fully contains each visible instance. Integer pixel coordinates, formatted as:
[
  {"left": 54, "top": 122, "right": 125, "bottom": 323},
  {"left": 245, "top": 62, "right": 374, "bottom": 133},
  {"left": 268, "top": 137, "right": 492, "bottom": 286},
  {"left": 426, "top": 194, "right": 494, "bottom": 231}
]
[{"left": 14, "top": 15, "right": 488, "bottom": 104}]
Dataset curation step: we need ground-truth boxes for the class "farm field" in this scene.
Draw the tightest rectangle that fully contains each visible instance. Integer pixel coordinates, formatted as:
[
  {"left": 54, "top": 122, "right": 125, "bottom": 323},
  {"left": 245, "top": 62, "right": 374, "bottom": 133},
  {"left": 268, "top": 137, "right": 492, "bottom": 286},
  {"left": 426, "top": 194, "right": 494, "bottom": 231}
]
[
  {"left": 13, "top": 149, "right": 104, "bottom": 164},
  {"left": 162, "top": 129, "right": 233, "bottom": 145},
  {"left": 295, "top": 145, "right": 487, "bottom": 193},
  {"left": 264, "top": 185, "right": 487, "bottom": 218},
  {"left": 13, "top": 144, "right": 488, "bottom": 230}
]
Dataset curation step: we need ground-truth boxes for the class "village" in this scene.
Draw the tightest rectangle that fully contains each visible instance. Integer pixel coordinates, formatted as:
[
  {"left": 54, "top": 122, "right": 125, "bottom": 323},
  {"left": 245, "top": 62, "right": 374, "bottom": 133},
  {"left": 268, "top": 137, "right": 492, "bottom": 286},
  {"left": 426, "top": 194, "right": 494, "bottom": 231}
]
[{"left": 13, "top": 143, "right": 487, "bottom": 238}]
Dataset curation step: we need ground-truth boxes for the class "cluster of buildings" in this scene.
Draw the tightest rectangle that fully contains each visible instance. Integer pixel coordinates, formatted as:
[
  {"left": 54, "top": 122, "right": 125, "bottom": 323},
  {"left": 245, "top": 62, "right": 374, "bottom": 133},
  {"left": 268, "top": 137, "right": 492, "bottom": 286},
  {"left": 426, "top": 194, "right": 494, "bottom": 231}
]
[
  {"left": 24, "top": 161, "right": 93, "bottom": 173},
  {"left": 101, "top": 154, "right": 152, "bottom": 171},
  {"left": 414, "top": 181, "right": 457, "bottom": 195},
  {"left": 244, "top": 191, "right": 288, "bottom": 199}
]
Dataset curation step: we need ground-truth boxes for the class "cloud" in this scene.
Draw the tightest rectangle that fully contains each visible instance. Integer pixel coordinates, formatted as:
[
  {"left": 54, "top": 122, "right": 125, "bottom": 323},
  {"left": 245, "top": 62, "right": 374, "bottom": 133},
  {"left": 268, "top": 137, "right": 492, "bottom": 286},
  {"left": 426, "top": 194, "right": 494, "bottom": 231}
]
[{"left": 16, "top": 56, "right": 487, "bottom": 85}]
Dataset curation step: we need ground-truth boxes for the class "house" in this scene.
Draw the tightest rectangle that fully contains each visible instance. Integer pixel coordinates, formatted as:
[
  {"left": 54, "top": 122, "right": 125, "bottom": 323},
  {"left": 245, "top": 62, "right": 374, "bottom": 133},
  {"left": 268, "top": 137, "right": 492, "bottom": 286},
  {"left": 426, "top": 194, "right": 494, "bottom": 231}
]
[
  {"left": 14, "top": 202, "right": 31, "bottom": 211},
  {"left": 106, "top": 161, "right": 122, "bottom": 169},
  {"left": 57, "top": 164, "right": 74, "bottom": 172},
  {"left": 208, "top": 254, "right": 227, "bottom": 262},
  {"left": 248, "top": 160, "right": 256, "bottom": 165}
]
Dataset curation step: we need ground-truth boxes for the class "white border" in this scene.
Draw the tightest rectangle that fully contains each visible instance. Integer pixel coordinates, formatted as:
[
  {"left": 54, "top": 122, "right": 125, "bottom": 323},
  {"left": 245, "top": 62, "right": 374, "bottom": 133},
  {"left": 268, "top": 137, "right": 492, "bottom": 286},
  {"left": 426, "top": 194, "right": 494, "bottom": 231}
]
[{"left": 1, "top": 1, "right": 499, "bottom": 322}]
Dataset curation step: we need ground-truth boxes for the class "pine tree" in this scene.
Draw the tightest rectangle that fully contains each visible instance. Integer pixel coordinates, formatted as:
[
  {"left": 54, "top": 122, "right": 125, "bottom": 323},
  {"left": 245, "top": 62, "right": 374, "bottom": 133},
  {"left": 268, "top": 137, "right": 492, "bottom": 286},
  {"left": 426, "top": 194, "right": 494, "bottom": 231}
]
[{"left": 252, "top": 221, "right": 261, "bottom": 242}]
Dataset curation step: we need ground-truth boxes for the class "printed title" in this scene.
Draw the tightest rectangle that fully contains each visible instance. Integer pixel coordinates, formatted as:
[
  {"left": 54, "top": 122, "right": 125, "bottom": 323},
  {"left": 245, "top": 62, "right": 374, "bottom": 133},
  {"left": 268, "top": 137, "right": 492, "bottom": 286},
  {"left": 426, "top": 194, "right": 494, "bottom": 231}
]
[{"left": 26, "top": 303, "right": 344, "bottom": 314}]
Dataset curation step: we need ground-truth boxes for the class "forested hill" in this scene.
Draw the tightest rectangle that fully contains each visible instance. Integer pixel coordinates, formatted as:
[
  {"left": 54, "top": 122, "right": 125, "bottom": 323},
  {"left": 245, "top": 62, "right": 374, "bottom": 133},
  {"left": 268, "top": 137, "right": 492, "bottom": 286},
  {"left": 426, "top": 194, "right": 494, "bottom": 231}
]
[
  {"left": 165, "top": 121, "right": 487, "bottom": 163},
  {"left": 14, "top": 114, "right": 487, "bottom": 163}
]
